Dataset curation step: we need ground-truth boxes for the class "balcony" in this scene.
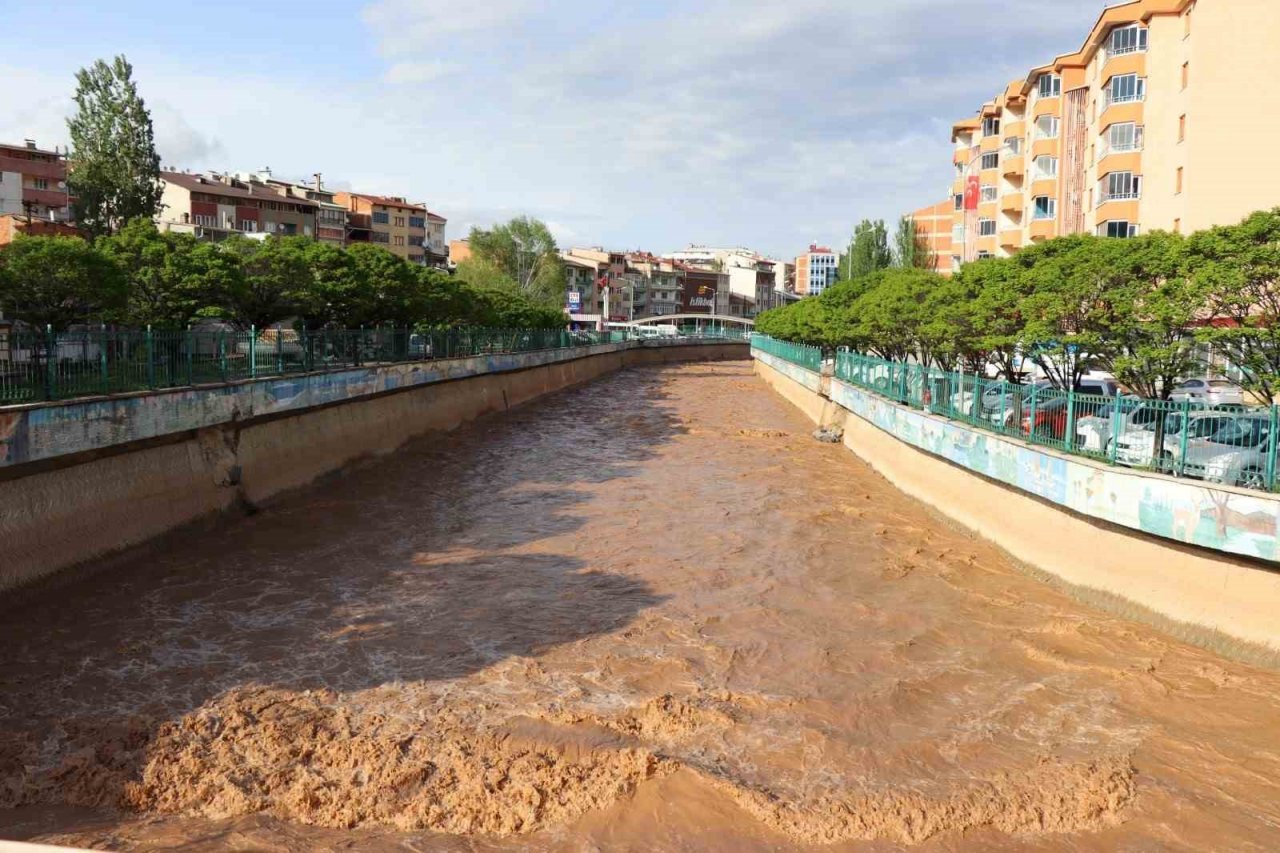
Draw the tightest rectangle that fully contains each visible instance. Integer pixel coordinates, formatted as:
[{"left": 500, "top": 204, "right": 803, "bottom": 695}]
[
  {"left": 1032, "top": 97, "right": 1060, "bottom": 118},
  {"left": 1001, "top": 156, "right": 1025, "bottom": 179},
  {"left": 999, "top": 230, "right": 1023, "bottom": 250},
  {"left": 1000, "top": 193, "right": 1024, "bottom": 214},
  {"left": 0, "top": 155, "right": 65, "bottom": 181},
  {"left": 21, "top": 187, "right": 69, "bottom": 208},
  {"left": 1029, "top": 219, "right": 1056, "bottom": 241}
]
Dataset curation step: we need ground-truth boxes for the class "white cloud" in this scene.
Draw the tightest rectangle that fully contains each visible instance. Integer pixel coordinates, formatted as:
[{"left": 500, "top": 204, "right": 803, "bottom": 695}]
[
  {"left": 384, "top": 59, "right": 456, "bottom": 85},
  {"left": 362, "top": 0, "right": 538, "bottom": 56}
]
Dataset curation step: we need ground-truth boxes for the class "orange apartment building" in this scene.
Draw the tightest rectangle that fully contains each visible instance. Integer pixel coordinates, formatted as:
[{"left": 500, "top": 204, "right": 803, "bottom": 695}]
[
  {"left": 943, "top": 0, "right": 1280, "bottom": 269},
  {"left": 334, "top": 192, "right": 440, "bottom": 266},
  {"left": 795, "top": 244, "right": 837, "bottom": 296},
  {"left": 909, "top": 200, "right": 954, "bottom": 274}
]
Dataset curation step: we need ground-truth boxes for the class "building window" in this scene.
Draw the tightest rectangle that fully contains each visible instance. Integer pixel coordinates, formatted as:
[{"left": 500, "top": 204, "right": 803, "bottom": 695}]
[
  {"left": 263, "top": 221, "right": 277, "bottom": 233},
  {"left": 1107, "top": 24, "right": 1148, "bottom": 57},
  {"left": 1107, "top": 73, "right": 1146, "bottom": 106},
  {"left": 32, "top": 177, "right": 49, "bottom": 190},
  {"left": 1182, "top": 62, "right": 1190, "bottom": 90},
  {"left": 1100, "top": 171, "right": 1142, "bottom": 202},
  {"left": 977, "top": 251, "right": 993, "bottom": 259},
  {"left": 1032, "top": 196, "right": 1057, "bottom": 220},
  {"left": 240, "top": 220, "right": 257, "bottom": 232},
  {"left": 1103, "top": 122, "right": 1143, "bottom": 156},
  {"left": 978, "top": 219, "right": 997, "bottom": 237},
  {"left": 980, "top": 152, "right": 999, "bottom": 170},
  {"left": 1004, "top": 136, "right": 1022, "bottom": 156},
  {"left": 409, "top": 216, "right": 425, "bottom": 228},
  {"left": 980, "top": 185, "right": 998, "bottom": 203},
  {"left": 1176, "top": 167, "right": 1184, "bottom": 194},
  {"left": 1033, "top": 155, "right": 1058, "bottom": 180},
  {"left": 1100, "top": 221, "right": 1139, "bottom": 239},
  {"left": 1179, "top": 114, "right": 1187, "bottom": 142},
  {"left": 953, "top": 193, "right": 964, "bottom": 211},
  {"left": 952, "top": 224, "right": 965, "bottom": 244},
  {"left": 1174, "top": 218, "right": 1182, "bottom": 233},
  {"left": 371, "top": 231, "right": 390, "bottom": 243},
  {"left": 394, "top": 216, "right": 405, "bottom": 227},
  {"left": 1037, "top": 73, "right": 1062, "bottom": 99},
  {"left": 194, "top": 213, "right": 215, "bottom": 227},
  {"left": 982, "top": 116, "right": 1001, "bottom": 137},
  {"left": 372, "top": 212, "right": 389, "bottom": 224},
  {"left": 1035, "top": 115, "right": 1060, "bottom": 139}
]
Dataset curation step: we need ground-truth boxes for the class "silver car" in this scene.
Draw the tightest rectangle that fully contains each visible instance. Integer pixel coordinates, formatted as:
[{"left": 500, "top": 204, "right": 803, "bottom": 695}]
[
  {"left": 1178, "top": 413, "right": 1273, "bottom": 489},
  {"left": 1170, "top": 378, "right": 1245, "bottom": 407}
]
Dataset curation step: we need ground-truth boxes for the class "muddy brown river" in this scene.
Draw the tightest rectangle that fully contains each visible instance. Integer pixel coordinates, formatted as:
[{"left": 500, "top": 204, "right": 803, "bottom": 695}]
[{"left": 2, "top": 360, "right": 1280, "bottom": 851}]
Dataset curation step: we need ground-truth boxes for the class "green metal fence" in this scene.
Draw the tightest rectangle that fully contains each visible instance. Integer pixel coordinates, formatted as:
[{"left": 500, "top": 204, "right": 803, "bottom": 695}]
[
  {"left": 0, "top": 325, "right": 644, "bottom": 406},
  {"left": 831, "top": 348, "right": 1280, "bottom": 496},
  {"left": 750, "top": 334, "right": 822, "bottom": 372}
]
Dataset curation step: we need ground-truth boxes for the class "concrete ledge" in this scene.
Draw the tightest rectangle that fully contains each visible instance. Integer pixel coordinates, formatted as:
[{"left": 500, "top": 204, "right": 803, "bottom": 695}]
[
  {"left": 0, "top": 340, "right": 745, "bottom": 593},
  {"left": 754, "top": 353, "right": 1280, "bottom": 653}
]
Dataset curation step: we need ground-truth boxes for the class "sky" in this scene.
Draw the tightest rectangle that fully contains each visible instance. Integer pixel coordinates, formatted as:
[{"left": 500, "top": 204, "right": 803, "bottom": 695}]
[{"left": 0, "top": 0, "right": 1109, "bottom": 259}]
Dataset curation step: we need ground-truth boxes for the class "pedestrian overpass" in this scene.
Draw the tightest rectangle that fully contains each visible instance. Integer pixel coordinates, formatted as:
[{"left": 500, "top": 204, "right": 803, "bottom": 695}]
[{"left": 623, "top": 314, "right": 755, "bottom": 329}]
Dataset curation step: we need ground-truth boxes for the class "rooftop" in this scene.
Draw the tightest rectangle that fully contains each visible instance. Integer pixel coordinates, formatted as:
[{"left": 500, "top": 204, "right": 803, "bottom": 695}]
[{"left": 161, "top": 171, "right": 320, "bottom": 207}]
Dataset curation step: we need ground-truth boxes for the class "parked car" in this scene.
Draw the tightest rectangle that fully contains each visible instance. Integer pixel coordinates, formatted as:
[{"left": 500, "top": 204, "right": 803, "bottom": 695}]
[
  {"left": 1020, "top": 396, "right": 1071, "bottom": 440},
  {"left": 1074, "top": 397, "right": 1181, "bottom": 455},
  {"left": 1177, "top": 412, "right": 1273, "bottom": 489},
  {"left": 1075, "top": 376, "right": 1122, "bottom": 397},
  {"left": 1114, "top": 410, "right": 1239, "bottom": 471},
  {"left": 1170, "top": 378, "right": 1245, "bottom": 407}
]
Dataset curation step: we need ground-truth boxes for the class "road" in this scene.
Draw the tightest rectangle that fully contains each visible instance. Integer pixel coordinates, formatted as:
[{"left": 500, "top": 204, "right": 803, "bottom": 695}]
[{"left": 2, "top": 360, "right": 1280, "bottom": 850}]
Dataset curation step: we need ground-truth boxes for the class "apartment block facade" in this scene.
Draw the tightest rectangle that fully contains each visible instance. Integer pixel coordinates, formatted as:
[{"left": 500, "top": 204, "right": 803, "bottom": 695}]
[
  {"left": 948, "top": 0, "right": 1280, "bottom": 268},
  {"left": 0, "top": 140, "right": 70, "bottom": 223},
  {"left": 335, "top": 192, "right": 429, "bottom": 264},
  {"left": 910, "top": 200, "right": 955, "bottom": 275},
  {"left": 158, "top": 171, "right": 319, "bottom": 240},
  {"left": 795, "top": 244, "right": 837, "bottom": 296}
]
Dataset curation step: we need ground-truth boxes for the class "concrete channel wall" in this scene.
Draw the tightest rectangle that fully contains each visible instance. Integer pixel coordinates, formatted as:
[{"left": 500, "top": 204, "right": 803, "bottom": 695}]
[
  {"left": 753, "top": 348, "right": 1280, "bottom": 652},
  {"left": 0, "top": 339, "right": 746, "bottom": 593}
]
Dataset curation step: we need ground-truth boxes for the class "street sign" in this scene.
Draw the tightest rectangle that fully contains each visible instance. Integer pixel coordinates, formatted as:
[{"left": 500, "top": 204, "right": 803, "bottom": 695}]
[{"left": 568, "top": 291, "right": 581, "bottom": 310}]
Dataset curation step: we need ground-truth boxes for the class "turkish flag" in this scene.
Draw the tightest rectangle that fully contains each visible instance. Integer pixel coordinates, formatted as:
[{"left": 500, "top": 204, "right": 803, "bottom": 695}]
[{"left": 964, "top": 175, "right": 980, "bottom": 211}]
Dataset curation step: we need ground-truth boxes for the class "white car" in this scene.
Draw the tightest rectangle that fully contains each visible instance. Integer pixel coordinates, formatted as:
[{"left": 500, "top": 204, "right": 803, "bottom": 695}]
[
  {"left": 1115, "top": 411, "right": 1240, "bottom": 473},
  {"left": 1170, "top": 378, "right": 1245, "bottom": 407}
]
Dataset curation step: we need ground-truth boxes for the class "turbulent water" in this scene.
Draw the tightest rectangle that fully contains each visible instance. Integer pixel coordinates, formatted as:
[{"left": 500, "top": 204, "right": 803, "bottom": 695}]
[{"left": 2, "top": 360, "right": 1280, "bottom": 851}]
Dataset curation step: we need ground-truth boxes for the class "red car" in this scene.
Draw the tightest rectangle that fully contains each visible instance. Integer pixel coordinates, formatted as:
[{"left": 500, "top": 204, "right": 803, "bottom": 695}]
[{"left": 1020, "top": 397, "right": 1070, "bottom": 440}]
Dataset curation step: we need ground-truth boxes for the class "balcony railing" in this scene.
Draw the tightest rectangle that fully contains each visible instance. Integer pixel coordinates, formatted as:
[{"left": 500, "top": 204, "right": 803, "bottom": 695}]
[{"left": 1099, "top": 191, "right": 1141, "bottom": 204}]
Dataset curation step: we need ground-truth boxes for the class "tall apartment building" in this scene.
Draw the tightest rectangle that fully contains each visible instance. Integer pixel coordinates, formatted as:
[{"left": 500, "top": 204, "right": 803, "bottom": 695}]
[
  {"left": 627, "top": 253, "right": 684, "bottom": 318},
  {"left": 795, "top": 244, "right": 837, "bottom": 296},
  {"left": 257, "top": 172, "right": 347, "bottom": 247},
  {"left": 0, "top": 140, "right": 70, "bottom": 223},
  {"left": 947, "top": 0, "right": 1280, "bottom": 268},
  {"left": 909, "top": 200, "right": 955, "bottom": 274},
  {"left": 334, "top": 192, "right": 430, "bottom": 264},
  {"left": 158, "top": 171, "right": 318, "bottom": 240}
]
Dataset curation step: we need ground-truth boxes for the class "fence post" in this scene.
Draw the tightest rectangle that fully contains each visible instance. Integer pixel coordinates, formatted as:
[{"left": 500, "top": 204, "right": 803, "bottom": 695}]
[
  {"left": 1268, "top": 405, "right": 1279, "bottom": 491},
  {"left": 42, "top": 324, "right": 56, "bottom": 400},
  {"left": 1177, "top": 398, "right": 1191, "bottom": 476},
  {"left": 249, "top": 325, "right": 257, "bottom": 378},
  {"left": 99, "top": 324, "right": 109, "bottom": 395},
  {"left": 219, "top": 330, "right": 227, "bottom": 382},
  {"left": 1065, "top": 386, "right": 1077, "bottom": 451},
  {"left": 145, "top": 325, "right": 155, "bottom": 390},
  {"left": 1028, "top": 382, "right": 1039, "bottom": 444},
  {"left": 1108, "top": 389, "right": 1122, "bottom": 465},
  {"left": 186, "top": 326, "right": 194, "bottom": 386}
]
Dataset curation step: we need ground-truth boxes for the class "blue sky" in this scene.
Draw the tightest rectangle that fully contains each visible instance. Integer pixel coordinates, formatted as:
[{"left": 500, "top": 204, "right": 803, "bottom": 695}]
[{"left": 0, "top": 0, "right": 1106, "bottom": 258}]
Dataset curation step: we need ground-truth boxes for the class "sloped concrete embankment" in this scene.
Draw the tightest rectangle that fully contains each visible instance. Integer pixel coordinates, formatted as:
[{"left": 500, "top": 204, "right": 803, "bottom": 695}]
[
  {"left": 0, "top": 341, "right": 746, "bottom": 593},
  {"left": 753, "top": 352, "right": 1280, "bottom": 657}
]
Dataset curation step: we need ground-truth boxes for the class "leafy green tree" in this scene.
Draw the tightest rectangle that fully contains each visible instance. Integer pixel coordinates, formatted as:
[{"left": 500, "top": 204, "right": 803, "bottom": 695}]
[
  {"left": 66, "top": 56, "right": 163, "bottom": 239},
  {"left": 297, "top": 239, "right": 362, "bottom": 329},
  {"left": 846, "top": 219, "right": 893, "bottom": 280},
  {"left": 0, "top": 235, "right": 127, "bottom": 330},
  {"left": 847, "top": 268, "right": 949, "bottom": 365},
  {"left": 467, "top": 216, "right": 565, "bottom": 305},
  {"left": 97, "top": 218, "right": 237, "bottom": 327},
  {"left": 950, "top": 257, "right": 1029, "bottom": 380},
  {"left": 893, "top": 216, "right": 933, "bottom": 270},
  {"left": 218, "top": 235, "right": 312, "bottom": 328},
  {"left": 1189, "top": 208, "right": 1280, "bottom": 400},
  {"left": 1013, "top": 234, "right": 1118, "bottom": 389},
  {"left": 1090, "top": 231, "right": 1201, "bottom": 399}
]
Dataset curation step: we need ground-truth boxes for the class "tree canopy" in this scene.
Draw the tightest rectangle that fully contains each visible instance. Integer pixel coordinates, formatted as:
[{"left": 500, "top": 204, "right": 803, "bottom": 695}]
[
  {"left": 757, "top": 208, "right": 1280, "bottom": 398},
  {"left": 466, "top": 217, "right": 565, "bottom": 307},
  {"left": 66, "top": 56, "right": 163, "bottom": 239}
]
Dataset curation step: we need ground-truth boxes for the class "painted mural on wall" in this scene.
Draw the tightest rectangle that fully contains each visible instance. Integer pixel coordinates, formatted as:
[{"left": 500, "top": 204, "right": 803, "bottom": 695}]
[
  {"left": 827, "top": 378, "right": 1280, "bottom": 564},
  {"left": 752, "top": 349, "right": 823, "bottom": 393},
  {"left": 0, "top": 343, "right": 623, "bottom": 469}
]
